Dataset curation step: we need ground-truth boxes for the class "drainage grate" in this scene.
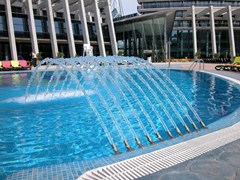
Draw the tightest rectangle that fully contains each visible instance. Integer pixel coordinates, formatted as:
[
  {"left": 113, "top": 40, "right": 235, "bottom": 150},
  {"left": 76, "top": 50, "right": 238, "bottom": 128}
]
[{"left": 79, "top": 122, "right": 240, "bottom": 180}]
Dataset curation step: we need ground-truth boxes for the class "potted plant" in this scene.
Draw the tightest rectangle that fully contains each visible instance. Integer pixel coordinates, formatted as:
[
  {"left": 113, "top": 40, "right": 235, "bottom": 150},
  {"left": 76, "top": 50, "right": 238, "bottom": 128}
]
[
  {"left": 195, "top": 50, "right": 201, "bottom": 60},
  {"left": 36, "top": 52, "right": 43, "bottom": 65},
  {"left": 57, "top": 52, "right": 64, "bottom": 58},
  {"left": 213, "top": 53, "right": 219, "bottom": 59},
  {"left": 118, "top": 50, "right": 124, "bottom": 56}
]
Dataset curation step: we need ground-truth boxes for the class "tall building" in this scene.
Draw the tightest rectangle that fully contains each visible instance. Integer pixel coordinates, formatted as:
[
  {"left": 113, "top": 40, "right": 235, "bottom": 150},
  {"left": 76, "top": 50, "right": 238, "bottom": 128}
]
[
  {"left": 115, "top": 0, "right": 240, "bottom": 61},
  {"left": 0, "top": 0, "right": 118, "bottom": 60}
]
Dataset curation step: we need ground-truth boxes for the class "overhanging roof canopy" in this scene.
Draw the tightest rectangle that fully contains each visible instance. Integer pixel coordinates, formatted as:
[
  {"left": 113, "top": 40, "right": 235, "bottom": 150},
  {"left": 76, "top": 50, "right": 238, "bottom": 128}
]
[
  {"left": 182, "top": 6, "right": 240, "bottom": 20},
  {"left": 0, "top": 0, "right": 109, "bottom": 15}
]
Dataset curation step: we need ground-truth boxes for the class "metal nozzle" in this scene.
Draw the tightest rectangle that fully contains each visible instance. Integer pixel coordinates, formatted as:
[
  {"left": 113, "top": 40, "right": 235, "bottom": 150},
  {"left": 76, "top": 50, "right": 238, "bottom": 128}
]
[
  {"left": 156, "top": 132, "right": 164, "bottom": 142},
  {"left": 175, "top": 127, "right": 183, "bottom": 136},
  {"left": 111, "top": 144, "right": 121, "bottom": 155},
  {"left": 146, "top": 134, "right": 155, "bottom": 145},
  {"left": 123, "top": 140, "right": 134, "bottom": 152},
  {"left": 184, "top": 125, "right": 191, "bottom": 133},
  {"left": 135, "top": 137, "right": 144, "bottom": 148},
  {"left": 166, "top": 130, "right": 174, "bottom": 139},
  {"left": 200, "top": 121, "right": 208, "bottom": 129},
  {"left": 192, "top": 123, "right": 199, "bottom": 131}
]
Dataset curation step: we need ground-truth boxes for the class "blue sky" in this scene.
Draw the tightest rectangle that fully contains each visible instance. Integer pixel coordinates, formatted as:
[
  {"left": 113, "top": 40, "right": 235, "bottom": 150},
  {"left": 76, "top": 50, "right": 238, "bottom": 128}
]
[{"left": 121, "top": 0, "right": 139, "bottom": 15}]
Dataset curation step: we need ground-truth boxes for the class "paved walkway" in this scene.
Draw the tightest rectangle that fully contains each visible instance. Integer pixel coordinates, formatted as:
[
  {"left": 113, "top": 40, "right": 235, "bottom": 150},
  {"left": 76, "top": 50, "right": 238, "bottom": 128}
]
[
  {"left": 140, "top": 139, "right": 240, "bottom": 180},
  {"left": 140, "top": 62, "right": 240, "bottom": 180}
]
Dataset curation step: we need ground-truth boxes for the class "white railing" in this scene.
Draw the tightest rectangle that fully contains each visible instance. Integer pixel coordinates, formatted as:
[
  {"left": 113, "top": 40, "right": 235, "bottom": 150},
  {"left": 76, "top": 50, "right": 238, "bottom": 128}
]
[{"left": 189, "top": 59, "right": 205, "bottom": 70}]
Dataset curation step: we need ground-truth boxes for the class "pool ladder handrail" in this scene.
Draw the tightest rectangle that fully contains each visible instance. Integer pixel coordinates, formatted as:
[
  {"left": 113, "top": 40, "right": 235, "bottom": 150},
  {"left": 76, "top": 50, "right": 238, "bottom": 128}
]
[{"left": 189, "top": 59, "right": 205, "bottom": 70}]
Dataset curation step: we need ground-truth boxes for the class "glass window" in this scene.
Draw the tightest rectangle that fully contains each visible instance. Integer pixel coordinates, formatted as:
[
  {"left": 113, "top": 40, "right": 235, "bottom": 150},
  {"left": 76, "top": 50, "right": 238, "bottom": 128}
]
[
  {"left": 233, "top": 21, "right": 240, "bottom": 27},
  {"left": 56, "top": 12, "right": 63, "bottom": 18},
  {"left": 72, "top": 22, "right": 82, "bottom": 36},
  {"left": 176, "top": 11, "right": 185, "bottom": 17},
  {"left": 0, "top": 15, "right": 6, "bottom": 31},
  {"left": 35, "top": 19, "right": 44, "bottom": 33},
  {"left": 13, "top": 17, "right": 28, "bottom": 32},
  {"left": 12, "top": 7, "right": 22, "bottom": 13},
  {"left": 88, "top": 23, "right": 97, "bottom": 41},
  {"left": 170, "top": 2, "right": 183, "bottom": 7},
  {"left": 55, "top": 20, "right": 66, "bottom": 34},
  {"left": 0, "top": 5, "right": 5, "bottom": 11}
]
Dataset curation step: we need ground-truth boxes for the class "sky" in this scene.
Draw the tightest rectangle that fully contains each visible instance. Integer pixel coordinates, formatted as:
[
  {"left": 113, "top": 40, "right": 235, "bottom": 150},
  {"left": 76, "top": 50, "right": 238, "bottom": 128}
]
[{"left": 120, "top": 0, "right": 139, "bottom": 15}]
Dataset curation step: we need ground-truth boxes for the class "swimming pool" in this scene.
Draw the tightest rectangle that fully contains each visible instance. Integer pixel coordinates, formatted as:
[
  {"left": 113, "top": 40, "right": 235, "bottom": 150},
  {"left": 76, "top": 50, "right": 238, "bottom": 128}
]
[{"left": 0, "top": 57, "right": 240, "bottom": 179}]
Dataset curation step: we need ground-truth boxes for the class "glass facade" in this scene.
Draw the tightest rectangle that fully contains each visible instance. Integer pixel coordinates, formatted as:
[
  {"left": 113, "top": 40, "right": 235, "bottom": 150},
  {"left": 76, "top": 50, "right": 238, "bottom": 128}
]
[
  {"left": 140, "top": 1, "right": 240, "bottom": 9},
  {"left": 88, "top": 23, "right": 97, "bottom": 41},
  {"left": 0, "top": 43, "right": 9, "bottom": 61},
  {"left": 216, "top": 30, "right": 231, "bottom": 58},
  {"left": 170, "top": 28, "right": 240, "bottom": 59},
  {"left": 72, "top": 21, "right": 83, "bottom": 40},
  {"left": 0, "top": 9, "right": 111, "bottom": 60},
  {"left": 197, "top": 30, "right": 212, "bottom": 58},
  {"left": 171, "top": 30, "right": 193, "bottom": 58},
  {"left": 13, "top": 17, "right": 28, "bottom": 32},
  {"left": 0, "top": 15, "right": 6, "bottom": 31},
  {"left": 115, "top": 17, "right": 166, "bottom": 62},
  {"left": 170, "top": 8, "right": 240, "bottom": 58},
  {"left": 235, "top": 30, "right": 240, "bottom": 56}
]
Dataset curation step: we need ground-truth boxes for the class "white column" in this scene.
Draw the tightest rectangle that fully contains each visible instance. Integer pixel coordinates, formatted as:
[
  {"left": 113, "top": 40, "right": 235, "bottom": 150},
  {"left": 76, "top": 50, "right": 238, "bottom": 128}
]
[
  {"left": 227, "top": 5, "right": 236, "bottom": 59},
  {"left": 63, "top": 0, "right": 76, "bottom": 57},
  {"left": 45, "top": 0, "right": 58, "bottom": 58},
  {"left": 87, "top": 12, "right": 93, "bottom": 22},
  {"left": 5, "top": 0, "right": 18, "bottom": 60},
  {"left": 192, "top": 6, "right": 198, "bottom": 59},
  {"left": 105, "top": 0, "right": 118, "bottom": 55},
  {"left": 164, "top": 19, "right": 168, "bottom": 61},
  {"left": 26, "top": 0, "right": 39, "bottom": 54},
  {"left": 210, "top": 6, "right": 217, "bottom": 57},
  {"left": 79, "top": 0, "right": 90, "bottom": 45},
  {"left": 93, "top": 0, "right": 106, "bottom": 56}
]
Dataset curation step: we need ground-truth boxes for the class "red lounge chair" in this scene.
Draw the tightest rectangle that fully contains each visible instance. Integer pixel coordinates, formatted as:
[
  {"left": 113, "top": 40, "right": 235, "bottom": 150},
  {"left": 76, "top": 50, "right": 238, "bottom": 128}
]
[
  {"left": 19, "top": 60, "right": 31, "bottom": 70},
  {"left": 2, "top": 61, "right": 13, "bottom": 70}
]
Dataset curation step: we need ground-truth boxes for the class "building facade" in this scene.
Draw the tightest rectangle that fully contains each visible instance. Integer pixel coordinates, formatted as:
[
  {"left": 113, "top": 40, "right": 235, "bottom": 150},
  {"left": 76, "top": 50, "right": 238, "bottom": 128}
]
[
  {"left": 117, "top": 0, "right": 240, "bottom": 60},
  {"left": 114, "top": 11, "right": 175, "bottom": 62},
  {"left": 0, "top": 0, "right": 118, "bottom": 61}
]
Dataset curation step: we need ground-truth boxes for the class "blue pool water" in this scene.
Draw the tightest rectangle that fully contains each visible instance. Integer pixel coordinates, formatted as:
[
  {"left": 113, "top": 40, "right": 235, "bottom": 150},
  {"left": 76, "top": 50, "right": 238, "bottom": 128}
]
[{"left": 0, "top": 69, "right": 240, "bottom": 178}]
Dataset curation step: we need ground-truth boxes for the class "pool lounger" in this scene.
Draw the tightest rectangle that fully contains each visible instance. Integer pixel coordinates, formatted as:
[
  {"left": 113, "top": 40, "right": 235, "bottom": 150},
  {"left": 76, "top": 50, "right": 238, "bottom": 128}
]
[{"left": 215, "top": 56, "right": 240, "bottom": 71}]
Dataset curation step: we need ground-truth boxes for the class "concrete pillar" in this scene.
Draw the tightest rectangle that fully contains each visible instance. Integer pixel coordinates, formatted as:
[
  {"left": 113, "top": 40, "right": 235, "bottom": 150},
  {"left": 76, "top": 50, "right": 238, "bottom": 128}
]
[
  {"left": 26, "top": 0, "right": 39, "bottom": 54},
  {"left": 227, "top": 5, "right": 236, "bottom": 59},
  {"left": 93, "top": 0, "right": 106, "bottom": 56},
  {"left": 79, "top": 0, "right": 90, "bottom": 45},
  {"left": 45, "top": 0, "right": 58, "bottom": 58},
  {"left": 105, "top": 0, "right": 118, "bottom": 55},
  {"left": 210, "top": 6, "right": 217, "bottom": 57},
  {"left": 192, "top": 6, "right": 198, "bottom": 59},
  {"left": 5, "top": 0, "right": 18, "bottom": 60},
  {"left": 63, "top": 0, "right": 76, "bottom": 57}
]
